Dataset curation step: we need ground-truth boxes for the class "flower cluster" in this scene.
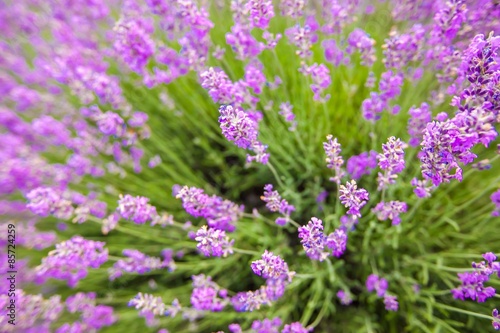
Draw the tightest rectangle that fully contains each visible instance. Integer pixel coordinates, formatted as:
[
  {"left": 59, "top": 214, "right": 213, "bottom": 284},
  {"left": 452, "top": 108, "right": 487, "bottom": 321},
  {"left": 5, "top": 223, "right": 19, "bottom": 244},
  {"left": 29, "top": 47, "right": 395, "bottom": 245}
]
[
  {"left": 218, "top": 105, "right": 270, "bottom": 164},
  {"left": 346, "top": 151, "right": 378, "bottom": 180},
  {"left": 297, "top": 217, "right": 348, "bottom": 261},
  {"left": 175, "top": 185, "right": 244, "bottom": 232},
  {"left": 109, "top": 249, "right": 176, "bottom": 280},
  {"left": 366, "top": 274, "right": 398, "bottom": 311},
  {"left": 232, "top": 251, "right": 295, "bottom": 312},
  {"left": 339, "top": 180, "right": 369, "bottom": 218},
  {"left": 195, "top": 225, "right": 234, "bottom": 257},
  {"left": 261, "top": 184, "right": 295, "bottom": 225},
  {"left": 26, "top": 187, "right": 74, "bottom": 219},
  {"left": 35, "top": 236, "right": 108, "bottom": 287},
  {"left": 251, "top": 250, "right": 290, "bottom": 280},
  {"left": 229, "top": 318, "right": 310, "bottom": 333},
  {"left": 191, "top": 274, "right": 229, "bottom": 312},
  {"left": 323, "top": 135, "right": 345, "bottom": 183},
  {"left": 0, "top": 291, "right": 63, "bottom": 332},
  {"left": 377, "top": 137, "right": 406, "bottom": 190},
  {"left": 117, "top": 194, "right": 158, "bottom": 224},
  {"left": 61, "top": 292, "right": 116, "bottom": 331},
  {"left": 128, "top": 293, "right": 181, "bottom": 327},
  {"left": 372, "top": 201, "right": 408, "bottom": 226},
  {"left": 407, "top": 103, "right": 432, "bottom": 147},
  {"left": 452, "top": 252, "right": 500, "bottom": 303}
]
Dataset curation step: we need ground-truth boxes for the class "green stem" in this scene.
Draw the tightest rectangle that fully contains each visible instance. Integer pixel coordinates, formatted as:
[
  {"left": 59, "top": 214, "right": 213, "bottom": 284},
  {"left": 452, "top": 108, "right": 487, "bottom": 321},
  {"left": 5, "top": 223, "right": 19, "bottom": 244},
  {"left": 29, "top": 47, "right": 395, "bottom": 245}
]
[
  {"left": 434, "top": 303, "right": 494, "bottom": 321},
  {"left": 267, "top": 162, "right": 286, "bottom": 188}
]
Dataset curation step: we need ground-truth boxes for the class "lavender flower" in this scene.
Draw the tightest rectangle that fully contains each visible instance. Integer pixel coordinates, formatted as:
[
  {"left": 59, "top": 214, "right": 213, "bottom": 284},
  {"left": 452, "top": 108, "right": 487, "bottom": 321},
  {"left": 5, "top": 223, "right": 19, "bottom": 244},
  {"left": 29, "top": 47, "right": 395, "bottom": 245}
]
[
  {"left": 297, "top": 217, "right": 329, "bottom": 261},
  {"left": 451, "top": 272, "right": 495, "bottom": 303},
  {"left": 246, "top": 0, "right": 274, "bottom": 29},
  {"left": 251, "top": 250, "right": 290, "bottom": 280},
  {"left": 301, "top": 63, "right": 331, "bottom": 101},
  {"left": 346, "top": 28, "right": 376, "bottom": 66},
  {"left": 0, "top": 291, "right": 64, "bottom": 332},
  {"left": 128, "top": 293, "right": 180, "bottom": 326},
  {"left": 251, "top": 317, "right": 282, "bottom": 332},
  {"left": 366, "top": 274, "right": 388, "bottom": 297},
  {"left": 282, "top": 322, "right": 310, "bottom": 333},
  {"left": 261, "top": 184, "right": 295, "bottom": 225},
  {"left": 96, "top": 111, "right": 125, "bottom": 136},
  {"left": 491, "top": 190, "right": 500, "bottom": 217},
  {"left": 411, "top": 177, "right": 434, "bottom": 198},
  {"left": 278, "top": 102, "right": 297, "bottom": 131},
  {"left": 219, "top": 104, "right": 258, "bottom": 149},
  {"left": 26, "top": 187, "right": 74, "bottom": 219},
  {"left": 113, "top": 16, "right": 155, "bottom": 74},
  {"left": 372, "top": 201, "right": 408, "bottom": 225},
  {"left": 285, "top": 24, "right": 317, "bottom": 59},
  {"left": 280, "top": 0, "right": 305, "bottom": 18},
  {"left": 339, "top": 180, "right": 369, "bottom": 218},
  {"left": 346, "top": 151, "right": 378, "bottom": 180},
  {"left": 472, "top": 252, "right": 500, "bottom": 277},
  {"left": 383, "top": 294, "right": 398, "bottom": 311},
  {"left": 377, "top": 137, "right": 406, "bottom": 190},
  {"left": 109, "top": 249, "right": 175, "bottom": 280},
  {"left": 148, "top": 155, "right": 161, "bottom": 168},
  {"left": 190, "top": 274, "right": 228, "bottom": 312},
  {"left": 493, "top": 309, "right": 500, "bottom": 330},
  {"left": 117, "top": 194, "right": 158, "bottom": 224},
  {"left": 326, "top": 229, "right": 348, "bottom": 257},
  {"left": 323, "top": 135, "right": 345, "bottom": 183},
  {"left": 200, "top": 68, "right": 235, "bottom": 104},
  {"left": 35, "top": 236, "right": 108, "bottom": 287},
  {"left": 175, "top": 185, "right": 243, "bottom": 232},
  {"left": 337, "top": 290, "right": 353, "bottom": 305},
  {"left": 407, "top": 103, "right": 432, "bottom": 147},
  {"left": 226, "top": 24, "right": 265, "bottom": 60},
  {"left": 195, "top": 225, "right": 234, "bottom": 257}
]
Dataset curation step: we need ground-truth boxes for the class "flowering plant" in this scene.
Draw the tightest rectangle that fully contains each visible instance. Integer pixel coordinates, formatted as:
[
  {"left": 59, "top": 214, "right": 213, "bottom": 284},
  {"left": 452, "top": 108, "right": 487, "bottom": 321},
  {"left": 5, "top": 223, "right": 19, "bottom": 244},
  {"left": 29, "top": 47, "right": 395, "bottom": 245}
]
[{"left": 2, "top": 0, "right": 500, "bottom": 332}]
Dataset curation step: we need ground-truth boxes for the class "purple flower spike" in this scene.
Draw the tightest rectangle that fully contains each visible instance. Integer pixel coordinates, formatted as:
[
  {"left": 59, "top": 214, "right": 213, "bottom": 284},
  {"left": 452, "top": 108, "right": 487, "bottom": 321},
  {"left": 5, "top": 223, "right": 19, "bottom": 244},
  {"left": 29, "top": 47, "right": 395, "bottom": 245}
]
[
  {"left": 383, "top": 294, "right": 398, "bottom": 311},
  {"left": 251, "top": 250, "right": 290, "bottom": 280},
  {"left": 372, "top": 201, "right": 408, "bottom": 225},
  {"left": 326, "top": 229, "right": 347, "bottom": 257},
  {"left": 377, "top": 137, "right": 406, "bottom": 190},
  {"left": 323, "top": 135, "right": 345, "bottom": 183},
  {"left": 261, "top": 184, "right": 295, "bottom": 225},
  {"left": 219, "top": 104, "right": 258, "bottom": 149},
  {"left": 337, "top": 289, "right": 353, "bottom": 305},
  {"left": 298, "top": 217, "right": 329, "bottom": 261},
  {"left": 96, "top": 111, "right": 125, "bottom": 136},
  {"left": 493, "top": 309, "right": 500, "bottom": 330},
  {"left": 339, "top": 180, "right": 369, "bottom": 218},
  {"left": 282, "top": 322, "right": 311, "bottom": 333},
  {"left": 491, "top": 190, "right": 500, "bottom": 216},
  {"left": 175, "top": 185, "right": 243, "bottom": 232},
  {"left": 117, "top": 194, "right": 158, "bottom": 224},
  {"left": 35, "top": 236, "right": 108, "bottom": 287},
  {"left": 246, "top": 0, "right": 275, "bottom": 29},
  {"left": 347, "top": 151, "right": 378, "bottom": 180},
  {"left": 451, "top": 272, "right": 495, "bottom": 303},
  {"left": 195, "top": 225, "right": 234, "bottom": 257},
  {"left": 366, "top": 274, "right": 389, "bottom": 297},
  {"left": 407, "top": 103, "right": 432, "bottom": 147}
]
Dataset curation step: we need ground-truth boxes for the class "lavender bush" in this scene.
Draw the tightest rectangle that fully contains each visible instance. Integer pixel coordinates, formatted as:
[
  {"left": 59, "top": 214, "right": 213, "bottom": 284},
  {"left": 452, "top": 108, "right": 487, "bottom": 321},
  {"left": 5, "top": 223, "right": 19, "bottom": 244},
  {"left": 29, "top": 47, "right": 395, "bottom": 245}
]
[{"left": 1, "top": 0, "right": 500, "bottom": 332}]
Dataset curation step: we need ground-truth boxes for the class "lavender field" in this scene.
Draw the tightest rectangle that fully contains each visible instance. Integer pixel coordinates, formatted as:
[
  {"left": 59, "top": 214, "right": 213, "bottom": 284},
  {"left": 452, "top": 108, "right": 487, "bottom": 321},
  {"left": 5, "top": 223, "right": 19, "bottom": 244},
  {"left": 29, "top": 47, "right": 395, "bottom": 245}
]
[{"left": 1, "top": 0, "right": 500, "bottom": 332}]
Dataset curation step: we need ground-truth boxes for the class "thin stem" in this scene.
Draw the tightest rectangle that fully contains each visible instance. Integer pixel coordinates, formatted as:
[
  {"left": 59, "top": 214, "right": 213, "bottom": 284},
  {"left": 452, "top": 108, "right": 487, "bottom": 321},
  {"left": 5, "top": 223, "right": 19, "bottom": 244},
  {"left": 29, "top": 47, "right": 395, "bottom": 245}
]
[
  {"left": 307, "top": 296, "right": 330, "bottom": 330},
  {"left": 267, "top": 162, "right": 286, "bottom": 188},
  {"left": 434, "top": 303, "right": 494, "bottom": 321},
  {"left": 288, "top": 218, "right": 301, "bottom": 228}
]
